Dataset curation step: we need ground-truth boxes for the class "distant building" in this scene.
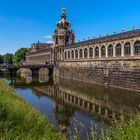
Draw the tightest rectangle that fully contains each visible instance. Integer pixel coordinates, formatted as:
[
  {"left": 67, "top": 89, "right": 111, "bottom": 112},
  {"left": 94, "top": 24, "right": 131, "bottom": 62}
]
[
  {"left": 26, "top": 42, "right": 53, "bottom": 64},
  {"left": 32, "top": 42, "right": 53, "bottom": 50}
]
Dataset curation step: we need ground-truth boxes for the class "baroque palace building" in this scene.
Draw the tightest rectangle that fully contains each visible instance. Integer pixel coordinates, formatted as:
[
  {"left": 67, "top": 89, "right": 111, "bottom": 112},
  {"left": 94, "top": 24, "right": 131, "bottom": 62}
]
[
  {"left": 25, "top": 8, "right": 140, "bottom": 91},
  {"left": 26, "top": 8, "right": 140, "bottom": 64}
]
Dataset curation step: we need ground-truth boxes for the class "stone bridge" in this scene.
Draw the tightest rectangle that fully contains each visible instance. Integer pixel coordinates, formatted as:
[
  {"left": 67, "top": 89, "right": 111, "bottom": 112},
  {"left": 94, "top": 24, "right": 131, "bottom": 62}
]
[
  {"left": 0, "top": 64, "right": 54, "bottom": 77},
  {"left": 0, "top": 64, "right": 53, "bottom": 69}
]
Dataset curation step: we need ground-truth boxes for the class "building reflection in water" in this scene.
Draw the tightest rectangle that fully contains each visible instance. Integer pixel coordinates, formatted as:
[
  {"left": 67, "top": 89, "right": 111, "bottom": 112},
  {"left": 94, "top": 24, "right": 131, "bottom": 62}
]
[{"left": 11, "top": 74, "right": 140, "bottom": 137}]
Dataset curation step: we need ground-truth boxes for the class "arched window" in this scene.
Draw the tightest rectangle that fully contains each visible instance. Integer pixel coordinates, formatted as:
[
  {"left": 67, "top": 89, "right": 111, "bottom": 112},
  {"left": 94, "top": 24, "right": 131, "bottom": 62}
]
[
  {"left": 65, "top": 51, "right": 67, "bottom": 60},
  {"left": 134, "top": 41, "right": 140, "bottom": 55},
  {"left": 89, "top": 47, "right": 93, "bottom": 58},
  {"left": 79, "top": 49, "right": 83, "bottom": 59},
  {"left": 84, "top": 48, "right": 88, "bottom": 58},
  {"left": 68, "top": 51, "right": 70, "bottom": 59},
  {"left": 75, "top": 50, "right": 78, "bottom": 59},
  {"left": 124, "top": 42, "right": 131, "bottom": 55},
  {"left": 101, "top": 46, "right": 106, "bottom": 57},
  {"left": 116, "top": 43, "right": 121, "bottom": 56},
  {"left": 55, "top": 37, "right": 58, "bottom": 45},
  {"left": 108, "top": 45, "right": 113, "bottom": 57},
  {"left": 71, "top": 50, "right": 74, "bottom": 59},
  {"left": 95, "top": 47, "right": 99, "bottom": 57}
]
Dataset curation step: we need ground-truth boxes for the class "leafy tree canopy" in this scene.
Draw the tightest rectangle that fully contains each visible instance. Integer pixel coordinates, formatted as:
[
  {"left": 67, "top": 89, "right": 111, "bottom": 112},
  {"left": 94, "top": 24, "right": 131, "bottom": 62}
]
[
  {"left": 13, "top": 48, "right": 28, "bottom": 64},
  {"left": 3, "top": 53, "right": 13, "bottom": 64},
  {"left": 0, "top": 55, "right": 4, "bottom": 64}
]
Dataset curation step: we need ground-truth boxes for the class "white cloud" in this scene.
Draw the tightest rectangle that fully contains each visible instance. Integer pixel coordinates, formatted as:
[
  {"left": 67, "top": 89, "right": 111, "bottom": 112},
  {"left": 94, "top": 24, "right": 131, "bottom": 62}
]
[
  {"left": 46, "top": 40, "right": 53, "bottom": 44},
  {"left": 44, "top": 34, "right": 53, "bottom": 44},
  {"left": 44, "top": 35, "right": 52, "bottom": 39}
]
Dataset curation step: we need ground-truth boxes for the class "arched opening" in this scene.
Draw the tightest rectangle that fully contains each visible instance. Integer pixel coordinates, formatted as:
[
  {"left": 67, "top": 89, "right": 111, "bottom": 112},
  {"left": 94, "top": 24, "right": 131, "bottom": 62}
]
[
  {"left": 79, "top": 49, "right": 83, "bottom": 59},
  {"left": 95, "top": 47, "right": 99, "bottom": 58},
  {"left": 68, "top": 51, "right": 70, "bottom": 59},
  {"left": 71, "top": 50, "right": 74, "bottom": 59},
  {"left": 56, "top": 37, "right": 58, "bottom": 45},
  {"left": 134, "top": 41, "right": 140, "bottom": 55},
  {"left": 89, "top": 47, "right": 93, "bottom": 58},
  {"left": 84, "top": 48, "right": 88, "bottom": 58},
  {"left": 75, "top": 50, "right": 78, "bottom": 59},
  {"left": 65, "top": 51, "right": 67, "bottom": 60},
  {"left": 124, "top": 42, "right": 131, "bottom": 56},
  {"left": 108, "top": 45, "right": 113, "bottom": 57},
  {"left": 116, "top": 43, "right": 121, "bottom": 57},
  {"left": 101, "top": 45, "right": 106, "bottom": 57}
]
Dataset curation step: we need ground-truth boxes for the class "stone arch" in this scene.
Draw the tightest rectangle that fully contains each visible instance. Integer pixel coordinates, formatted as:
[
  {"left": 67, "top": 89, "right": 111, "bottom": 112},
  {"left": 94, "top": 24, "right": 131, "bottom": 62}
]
[
  {"left": 95, "top": 46, "right": 99, "bottom": 58},
  {"left": 79, "top": 49, "right": 83, "bottom": 59},
  {"left": 64, "top": 51, "right": 67, "bottom": 60},
  {"left": 108, "top": 44, "right": 113, "bottom": 57},
  {"left": 71, "top": 50, "right": 74, "bottom": 59},
  {"left": 68, "top": 51, "right": 70, "bottom": 59},
  {"left": 75, "top": 49, "right": 78, "bottom": 59},
  {"left": 101, "top": 45, "right": 106, "bottom": 57},
  {"left": 124, "top": 42, "right": 131, "bottom": 56},
  {"left": 84, "top": 48, "right": 88, "bottom": 58},
  {"left": 134, "top": 40, "right": 140, "bottom": 55},
  {"left": 89, "top": 47, "right": 93, "bottom": 58},
  {"left": 115, "top": 43, "right": 121, "bottom": 57}
]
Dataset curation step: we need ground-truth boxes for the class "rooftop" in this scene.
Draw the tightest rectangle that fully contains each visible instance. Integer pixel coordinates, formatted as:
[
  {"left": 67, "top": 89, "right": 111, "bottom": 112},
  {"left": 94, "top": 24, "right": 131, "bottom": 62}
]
[{"left": 67, "top": 28, "right": 140, "bottom": 48}]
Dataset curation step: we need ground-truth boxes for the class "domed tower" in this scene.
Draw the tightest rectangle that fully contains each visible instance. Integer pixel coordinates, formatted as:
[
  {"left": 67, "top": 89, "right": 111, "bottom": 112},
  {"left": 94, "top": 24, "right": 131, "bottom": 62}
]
[{"left": 53, "top": 8, "right": 75, "bottom": 47}]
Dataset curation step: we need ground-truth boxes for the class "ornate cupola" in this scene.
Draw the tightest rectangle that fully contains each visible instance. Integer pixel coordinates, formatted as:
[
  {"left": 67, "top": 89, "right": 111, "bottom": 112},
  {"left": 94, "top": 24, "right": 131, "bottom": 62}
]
[
  {"left": 53, "top": 8, "right": 75, "bottom": 47},
  {"left": 57, "top": 8, "right": 71, "bottom": 30}
]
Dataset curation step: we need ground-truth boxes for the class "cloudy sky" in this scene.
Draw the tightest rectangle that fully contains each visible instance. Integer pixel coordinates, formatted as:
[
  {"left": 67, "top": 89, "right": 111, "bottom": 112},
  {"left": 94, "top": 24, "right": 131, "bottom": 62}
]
[{"left": 0, "top": 0, "right": 140, "bottom": 54}]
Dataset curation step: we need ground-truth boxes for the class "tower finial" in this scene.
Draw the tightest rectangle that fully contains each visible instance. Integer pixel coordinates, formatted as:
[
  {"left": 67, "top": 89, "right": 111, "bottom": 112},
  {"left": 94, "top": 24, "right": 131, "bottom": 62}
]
[{"left": 61, "top": 8, "right": 66, "bottom": 19}]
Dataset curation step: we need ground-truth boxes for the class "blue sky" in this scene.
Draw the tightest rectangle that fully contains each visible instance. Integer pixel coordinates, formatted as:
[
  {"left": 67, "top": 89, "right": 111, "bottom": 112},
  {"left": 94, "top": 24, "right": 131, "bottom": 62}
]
[{"left": 0, "top": 0, "right": 140, "bottom": 54}]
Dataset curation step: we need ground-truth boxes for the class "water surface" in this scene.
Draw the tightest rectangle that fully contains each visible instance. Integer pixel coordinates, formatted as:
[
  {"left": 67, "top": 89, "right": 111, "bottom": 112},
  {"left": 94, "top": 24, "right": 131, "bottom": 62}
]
[{"left": 5, "top": 76, "right": 140, "bottom": 139}]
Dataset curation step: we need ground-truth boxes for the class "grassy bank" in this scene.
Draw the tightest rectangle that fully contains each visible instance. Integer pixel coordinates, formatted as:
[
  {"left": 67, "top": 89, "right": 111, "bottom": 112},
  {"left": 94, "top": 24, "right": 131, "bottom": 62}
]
[
  {"left": 101, "top": 115, "right": 140, "bottom": 140},
  {"left": 0, "top": 80, "right": 64, "bottom": 140}
]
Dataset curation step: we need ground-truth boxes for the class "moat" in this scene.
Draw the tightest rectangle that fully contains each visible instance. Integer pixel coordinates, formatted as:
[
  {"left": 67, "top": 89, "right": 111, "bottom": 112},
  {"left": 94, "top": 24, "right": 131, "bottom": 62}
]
[{"left": 4, "top": 75, "right": 140, "bottom": 140}]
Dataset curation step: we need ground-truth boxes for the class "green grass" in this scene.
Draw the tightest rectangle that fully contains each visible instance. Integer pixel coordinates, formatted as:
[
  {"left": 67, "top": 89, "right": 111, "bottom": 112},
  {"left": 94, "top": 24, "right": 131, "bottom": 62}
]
[
  {"left": 0, "top": 80, "right": 65, "bottom": 140},
  {"left": 101, "top": 115, "right": 140, "bottom": 140}
]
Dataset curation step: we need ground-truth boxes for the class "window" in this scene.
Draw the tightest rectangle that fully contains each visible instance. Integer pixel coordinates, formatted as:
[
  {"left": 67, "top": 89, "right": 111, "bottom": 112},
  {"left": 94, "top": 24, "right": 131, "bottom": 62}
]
[
  {"left": 68, "top": 51, "right": 70, "bottom": 59},
  {"left": 101, "top": 46, "right": 106, "bottom": 57},
  {"left": 95, "top": 47, "right": 99, "bottom": 57},
  {"left": 56, "top": 37, "right": 58, "bottom": 45},
  {"left": 108, "top": 45, "right": 113, "bottom": 57},
  {"left": 75, "top": 50, "right": 78, "bottom": 59},
  {"left": 71, "top": 50, "right": 74, "bottom": 59},
  {"left": 124, "top": 42, "right": 131, "bottom": 55},
  {"left": 89, "top": 47, "right": 93, "bottom": 58},
  {"left": 84, "top": 48, "right": 88, "bottom": 58},
  {"left": 134, "top": 41, "right": 140, "bottom": 55},
  {"left": 116, "top": 43, "right": 121, "bottom": 56},
  {"left": 65, "top": 52, "right": 67, "bottom": 59},
  {"left": 79, "top": 49, "right": 83, "bottom": 58}
]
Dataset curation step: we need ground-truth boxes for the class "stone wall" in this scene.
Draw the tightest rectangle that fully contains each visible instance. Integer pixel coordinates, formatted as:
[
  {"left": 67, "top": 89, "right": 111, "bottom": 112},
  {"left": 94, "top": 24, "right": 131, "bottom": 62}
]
[
  {"left": 20, "top": 68, "right": 32, "bottom": 78},
  {"left": 38, "top": 68, "right": 49, "bottom": 83},
  {"left": 58, "top": 60, "right": 140, "bottom": 91},
  {"left": 20, "top": 68, "right": 33, "bottom": 83}
]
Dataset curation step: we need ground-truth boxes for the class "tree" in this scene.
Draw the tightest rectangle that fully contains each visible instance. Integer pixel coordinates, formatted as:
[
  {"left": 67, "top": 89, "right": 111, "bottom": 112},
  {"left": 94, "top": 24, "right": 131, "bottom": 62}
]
[
  {"left": 0, "top": 55, "right": 4, "bottom": 64},
  {"left": 13, "top": 48, "right": 28, "bottom": 64},
  {"left": 3, "top": 53, "right": 13, "bottom": 64}
]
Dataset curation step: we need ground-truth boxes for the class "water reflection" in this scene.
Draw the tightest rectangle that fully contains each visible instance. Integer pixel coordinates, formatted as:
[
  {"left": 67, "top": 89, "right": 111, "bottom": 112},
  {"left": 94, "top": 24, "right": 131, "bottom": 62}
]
[{"left": 8, "top": 75, "right": 140, "bottom": 139}]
